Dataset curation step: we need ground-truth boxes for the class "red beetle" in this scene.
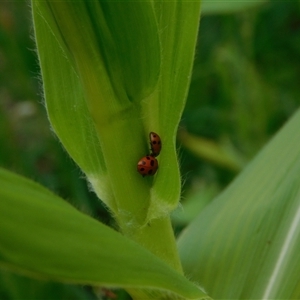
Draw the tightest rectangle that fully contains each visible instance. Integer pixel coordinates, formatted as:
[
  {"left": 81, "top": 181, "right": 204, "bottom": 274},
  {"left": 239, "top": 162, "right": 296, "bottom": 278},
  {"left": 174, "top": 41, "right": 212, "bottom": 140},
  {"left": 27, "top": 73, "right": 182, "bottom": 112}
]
[
  {"left": 149, "top": 132, "right": 161, "bottom": 157},
  {"left": 137, "top": 155, "right": 158, "bottom": 177}
]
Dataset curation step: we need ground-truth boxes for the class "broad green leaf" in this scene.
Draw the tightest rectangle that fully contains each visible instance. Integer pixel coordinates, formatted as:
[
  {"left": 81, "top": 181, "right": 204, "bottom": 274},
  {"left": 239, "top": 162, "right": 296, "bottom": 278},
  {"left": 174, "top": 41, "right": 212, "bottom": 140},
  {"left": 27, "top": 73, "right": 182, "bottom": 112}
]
[
  {"left": 0, "top": 167, "right": 209, "bottom": 300},
  {"left": 178, "top": 110, "right": 300, "bottom": 299}
]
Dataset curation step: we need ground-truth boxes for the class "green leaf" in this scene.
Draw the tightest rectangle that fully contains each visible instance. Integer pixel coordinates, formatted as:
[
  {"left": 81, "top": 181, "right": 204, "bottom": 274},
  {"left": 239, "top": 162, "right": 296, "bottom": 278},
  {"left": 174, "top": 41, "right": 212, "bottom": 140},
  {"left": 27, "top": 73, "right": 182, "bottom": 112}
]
[
  {"left": 0, "top": 167, "right": 208, "bottom": 300},
  {"left": 32, "top": 1, "right": 114, "bottom": 210},
  {"left": 146, "top": 1, "right": 202, "bottom": 220},
  {"left": 93, "top": 1, "right": 161, "bottom": 101},
  {"left": 178, "top": 110, "right": 300, "bottom": 299}
]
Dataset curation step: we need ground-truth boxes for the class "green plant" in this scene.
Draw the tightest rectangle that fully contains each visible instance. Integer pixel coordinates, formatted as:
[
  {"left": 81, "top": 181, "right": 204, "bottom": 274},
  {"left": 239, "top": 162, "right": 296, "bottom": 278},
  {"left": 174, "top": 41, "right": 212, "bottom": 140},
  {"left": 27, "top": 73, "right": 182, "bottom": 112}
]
[
  {"left": 2, "top": 1, "right": 206, "bottom": 299},
  {"left": 1, "top": 1, "right": 300, "bottom": 300}
]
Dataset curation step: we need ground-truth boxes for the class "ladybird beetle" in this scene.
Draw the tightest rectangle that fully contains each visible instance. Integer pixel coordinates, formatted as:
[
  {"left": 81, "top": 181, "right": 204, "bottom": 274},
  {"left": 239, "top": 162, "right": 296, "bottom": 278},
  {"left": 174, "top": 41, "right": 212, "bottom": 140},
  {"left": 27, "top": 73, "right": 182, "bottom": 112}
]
[
  {"left": 137, "top": 155, "right": 158, "bottom": 177},
  {"left": 149, "top": 132, "right": 161, "bottom": 157}
]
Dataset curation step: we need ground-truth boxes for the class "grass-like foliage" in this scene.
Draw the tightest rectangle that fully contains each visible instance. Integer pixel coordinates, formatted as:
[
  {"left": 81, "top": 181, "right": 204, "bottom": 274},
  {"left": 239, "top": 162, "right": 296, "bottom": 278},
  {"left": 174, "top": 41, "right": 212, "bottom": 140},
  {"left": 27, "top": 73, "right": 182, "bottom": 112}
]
[{"left": 0, "top": 1, "right": 299, "bottom": 300}]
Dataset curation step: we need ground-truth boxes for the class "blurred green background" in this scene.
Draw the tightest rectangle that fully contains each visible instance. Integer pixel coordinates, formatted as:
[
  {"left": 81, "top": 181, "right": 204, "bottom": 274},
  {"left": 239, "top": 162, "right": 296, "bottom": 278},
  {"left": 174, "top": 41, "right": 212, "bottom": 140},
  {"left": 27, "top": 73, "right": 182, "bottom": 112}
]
[{"left": 1, "top": 1, "right": 300, "bottom": 299}]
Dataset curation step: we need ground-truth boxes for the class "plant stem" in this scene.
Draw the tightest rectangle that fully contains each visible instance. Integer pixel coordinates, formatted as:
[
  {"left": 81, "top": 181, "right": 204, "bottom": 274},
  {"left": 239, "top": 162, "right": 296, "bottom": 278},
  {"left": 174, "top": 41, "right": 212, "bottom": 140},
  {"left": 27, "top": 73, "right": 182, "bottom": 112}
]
[{"left": 122, "top": 216, "right": 183, "bottom": 274}]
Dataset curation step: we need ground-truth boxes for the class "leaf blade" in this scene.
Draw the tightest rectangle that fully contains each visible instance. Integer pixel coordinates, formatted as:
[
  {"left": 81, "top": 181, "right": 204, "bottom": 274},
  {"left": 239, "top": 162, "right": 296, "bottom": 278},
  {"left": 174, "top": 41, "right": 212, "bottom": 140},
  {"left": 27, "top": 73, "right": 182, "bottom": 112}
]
[
  {"left": 178, "top": 110, "right": 300, "bottom": 299},
  {"left": 0, "top": 167, "right": 208, "bottom": 299}
]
